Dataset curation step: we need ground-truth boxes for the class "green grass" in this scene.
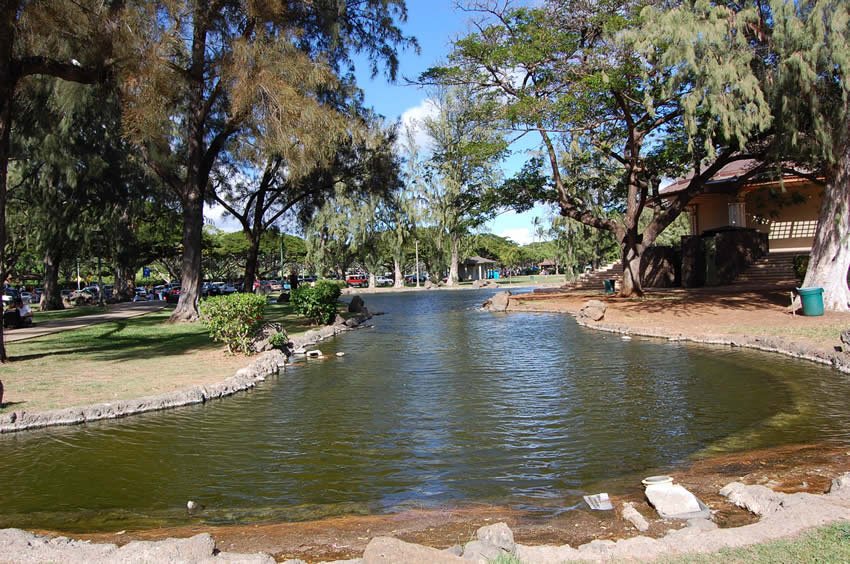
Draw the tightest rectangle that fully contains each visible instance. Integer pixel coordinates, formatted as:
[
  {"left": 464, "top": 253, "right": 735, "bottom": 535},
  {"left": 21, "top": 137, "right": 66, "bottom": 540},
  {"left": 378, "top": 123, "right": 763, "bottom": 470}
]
[
  {"left": 1, "top": 300, "right": 342, "bottom": 413},
  {"left": 656, "top": 521, "right": 850, "bottom": 563},
  {"left": 32, "top": 305, "right": 105, "bottom": 321}
]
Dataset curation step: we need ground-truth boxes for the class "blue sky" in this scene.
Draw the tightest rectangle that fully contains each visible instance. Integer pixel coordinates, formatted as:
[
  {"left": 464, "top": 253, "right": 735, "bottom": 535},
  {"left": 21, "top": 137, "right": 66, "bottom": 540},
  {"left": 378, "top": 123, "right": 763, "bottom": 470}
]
[{"left": 352, "top": 0, "right": 547, "bottom": 245}]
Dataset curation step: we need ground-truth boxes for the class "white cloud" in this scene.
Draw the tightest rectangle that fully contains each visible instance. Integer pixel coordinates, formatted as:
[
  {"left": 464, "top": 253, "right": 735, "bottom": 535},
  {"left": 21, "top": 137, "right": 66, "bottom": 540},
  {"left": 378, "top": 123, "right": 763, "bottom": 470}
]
[
  {"left": 498, "top": 227, "right": 533, "bottom": 245},
  {"left": 398, "top": 98, "right": 438, "bottom": 154}
]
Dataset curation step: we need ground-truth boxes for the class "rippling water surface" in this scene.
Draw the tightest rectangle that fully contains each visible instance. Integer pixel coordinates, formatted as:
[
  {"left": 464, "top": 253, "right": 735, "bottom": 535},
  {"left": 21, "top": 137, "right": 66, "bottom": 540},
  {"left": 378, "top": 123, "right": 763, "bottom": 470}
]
[{"left": 2, "top": 289, "right": 850, "bottom": 531}]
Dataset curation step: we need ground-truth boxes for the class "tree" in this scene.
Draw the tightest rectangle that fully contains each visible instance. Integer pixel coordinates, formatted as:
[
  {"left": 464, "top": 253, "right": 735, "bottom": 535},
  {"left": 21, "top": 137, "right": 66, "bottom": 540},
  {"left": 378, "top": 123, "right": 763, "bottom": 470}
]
[
  {"left": 123, "top": 1, "right": 414, "bottom": 321},
  {"left": 420, "top": 84, "right": 507, "bottom": 286},
  {"left": 0, "top": 0, "right": 127, "bottom": 360},
  {"left": 423, "top": 1, "right": 772, "bottom": 296},
  {"left": 764, "top": 0, "right": 850, "bottom": 311}
]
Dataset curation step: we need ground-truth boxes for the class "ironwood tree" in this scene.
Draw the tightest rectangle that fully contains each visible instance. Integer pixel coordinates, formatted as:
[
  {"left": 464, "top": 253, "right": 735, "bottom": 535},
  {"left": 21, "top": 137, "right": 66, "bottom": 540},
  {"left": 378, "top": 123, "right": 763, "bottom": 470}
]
[{"left": 121, "top": 0, "right": 415, "bottom": 322}]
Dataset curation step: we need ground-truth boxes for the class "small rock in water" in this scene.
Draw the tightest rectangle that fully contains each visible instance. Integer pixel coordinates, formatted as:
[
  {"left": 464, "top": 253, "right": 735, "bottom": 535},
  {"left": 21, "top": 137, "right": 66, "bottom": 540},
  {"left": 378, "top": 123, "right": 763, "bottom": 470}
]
[
  {"left": 336, "top": 352, "right": 345, "bottom": 357},
  {"left": 186, "top": 500, "right": 204, "bottom": 513},
  {"left": 621, "top": 335, "right": 632, "bottom": 341},
  {"left": 306, "top": 350, "right": 323, "bottom": 358}
]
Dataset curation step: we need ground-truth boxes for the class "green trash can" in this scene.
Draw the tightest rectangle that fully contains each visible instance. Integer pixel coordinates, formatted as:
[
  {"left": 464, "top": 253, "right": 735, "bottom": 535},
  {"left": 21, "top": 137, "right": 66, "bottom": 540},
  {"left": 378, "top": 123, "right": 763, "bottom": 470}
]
[
  {"left": 797, "top": 287, "right": 824, "bottom": 316},
  {"left": 603, "top": 279, "right": 616, "bottom": 294}
]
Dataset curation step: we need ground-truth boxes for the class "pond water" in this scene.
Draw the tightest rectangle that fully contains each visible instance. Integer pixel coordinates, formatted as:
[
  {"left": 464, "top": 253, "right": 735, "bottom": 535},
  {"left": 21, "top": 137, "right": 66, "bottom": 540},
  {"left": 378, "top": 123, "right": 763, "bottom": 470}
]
[{"left": 2, "top": 289, "right": 850, "bottom": 532}]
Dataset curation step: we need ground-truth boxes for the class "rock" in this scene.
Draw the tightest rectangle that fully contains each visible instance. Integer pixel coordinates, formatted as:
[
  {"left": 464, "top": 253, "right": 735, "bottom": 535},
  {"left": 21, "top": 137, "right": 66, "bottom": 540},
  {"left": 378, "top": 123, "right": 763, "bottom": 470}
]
[
  {"left": 443, "top": 545, "right": 463, "bottom": 556},
  {"left": 344, "top": 317, "right": 360, "bottom": 328},
  {"left": 186, "top": 500, "right": 203, "bottom": 513},
  {"left": 362, "top": 536, "right": 464, "bottom": 563},
  {"left": 306, "top": 350, "right": 323, "bottom": 358},
  {"left": 424, "top": 280, "right": 434, "bottom": 290},
  {"left": 829, "top": 472, "right": 850, "bottom": 498},
  {"left": 621, "top": 502, "right": 650, "bottom": 532},
  {"left": 577, "top": 299, "right": 607, "bottom": 321},
  {"left": 482, "top": 291, "right": 512, "bottom": 313},
  {"left": 472, "top": 279, "right": 485, "bottom": 289},
  {"left": 461, "top": 540, "right": 503, "bottom": 562},
  {"left": 336, "top": 352, "right": 345, "bottom": 357},
  {"left": 720, "top": 482, "right": 785, "bottom": 516},
  {"left": 841, "top": 329, "right": 850, "bottom": 347},
  {"left": 349, "top": 295, "right": 366, "bottom": 314},
  {"left": 476, "top": 522, "right": 515, "bottom": 552},
  {"left": 251, "top": 322, "right": 287, "bottom": 353},
  {"left": 115, "top": 533, "right": 216, "bottom": 561},
  {"left": 644, "top": 483, "right": 702, "bottom": 518},
  {"left": 215, "top": 552, "right": 276, "bottom": 563},
  {"left": 515, "top": 543, "right": 581, "bottom": 563}
]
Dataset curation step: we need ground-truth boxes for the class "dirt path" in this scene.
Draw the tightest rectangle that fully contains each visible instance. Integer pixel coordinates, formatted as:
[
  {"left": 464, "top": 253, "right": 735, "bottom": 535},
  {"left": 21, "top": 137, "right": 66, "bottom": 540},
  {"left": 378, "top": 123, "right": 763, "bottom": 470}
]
[{"left": 4, "top": 301, "right": 165, "bottom": 343}]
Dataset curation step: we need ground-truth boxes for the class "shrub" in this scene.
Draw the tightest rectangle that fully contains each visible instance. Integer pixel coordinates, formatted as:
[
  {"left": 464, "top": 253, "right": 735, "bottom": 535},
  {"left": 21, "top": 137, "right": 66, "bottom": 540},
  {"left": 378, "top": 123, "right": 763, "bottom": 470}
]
[
  {"left": 200, "top": 293, "right": 267, "bottom": 354},
  {"left": 291, "top": 280, "right": 342, "bottom": 324},
  {"left": 793, "top": 254, "right": 809, "bottom": 284}
]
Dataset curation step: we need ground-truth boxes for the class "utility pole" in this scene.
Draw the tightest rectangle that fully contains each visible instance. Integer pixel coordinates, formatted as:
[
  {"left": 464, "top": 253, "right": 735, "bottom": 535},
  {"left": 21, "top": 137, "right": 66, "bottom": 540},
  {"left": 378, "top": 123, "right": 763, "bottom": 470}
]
[{"left": 415, "top": 239, "right": 420, "bottom": 288}]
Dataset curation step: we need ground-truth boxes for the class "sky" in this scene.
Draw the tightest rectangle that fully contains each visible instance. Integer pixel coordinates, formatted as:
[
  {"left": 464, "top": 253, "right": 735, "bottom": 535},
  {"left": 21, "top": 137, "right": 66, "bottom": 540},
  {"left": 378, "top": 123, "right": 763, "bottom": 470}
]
[{"left": 208, "top": 1, "right": 548, "bottom": 245}]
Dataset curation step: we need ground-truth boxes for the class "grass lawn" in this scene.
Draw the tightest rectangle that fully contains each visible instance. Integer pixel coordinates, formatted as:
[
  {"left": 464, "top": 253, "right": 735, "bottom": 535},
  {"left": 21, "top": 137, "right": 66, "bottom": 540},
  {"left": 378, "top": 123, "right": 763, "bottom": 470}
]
[
  {"left": 32, "top": 305, "right": 105, "bottom": 321},
  {"left": 0, "top": 301, "right": 329, "bottom": 414},
  {"left": 658, "top": 521, "right": 850, "bottom": 563}
]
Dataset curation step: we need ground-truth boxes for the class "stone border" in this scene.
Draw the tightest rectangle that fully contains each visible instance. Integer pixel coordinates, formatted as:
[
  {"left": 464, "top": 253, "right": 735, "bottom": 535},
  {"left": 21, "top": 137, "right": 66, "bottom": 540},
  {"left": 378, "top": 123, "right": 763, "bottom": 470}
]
[
  {"left": 0, "top": 312, "right": 373, "bottom": 434},
  {"left": 507, "top": 297, "right": 850, "bottom": 376}
]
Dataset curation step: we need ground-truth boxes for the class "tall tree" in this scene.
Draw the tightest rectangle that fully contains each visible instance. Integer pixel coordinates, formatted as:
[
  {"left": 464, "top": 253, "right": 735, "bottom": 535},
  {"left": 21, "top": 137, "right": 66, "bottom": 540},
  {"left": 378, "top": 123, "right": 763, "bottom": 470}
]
[
  {"left": 123, "top": 1, "right": 414, "bottom": 321},
  {"left": 420, "top": 85, "right": 506, "bottom": 286},
  {"left": 0, "top": 0, "right": 125, "bottom": 360},
  {"left": 423, "top": 1, "right": 772, "bottom": 296}
]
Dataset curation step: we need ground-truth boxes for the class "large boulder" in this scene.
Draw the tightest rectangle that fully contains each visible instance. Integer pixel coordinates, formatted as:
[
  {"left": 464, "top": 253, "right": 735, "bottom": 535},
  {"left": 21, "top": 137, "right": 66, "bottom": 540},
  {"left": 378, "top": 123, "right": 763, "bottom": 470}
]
[
  {"left": 349, "top": 295, "right": 366, "bottom": 313},
  {"left": 577, "top": 299, "right": 607, "bottom": 321},
  {"left": 250, "top": 322, "right": 287, "bottom": 353},
  {"left": 475, "top": 522, "right": 515, "bottom": 552},
  {"left": 482, "top": 291, "right": 511, "bottom": 312}
]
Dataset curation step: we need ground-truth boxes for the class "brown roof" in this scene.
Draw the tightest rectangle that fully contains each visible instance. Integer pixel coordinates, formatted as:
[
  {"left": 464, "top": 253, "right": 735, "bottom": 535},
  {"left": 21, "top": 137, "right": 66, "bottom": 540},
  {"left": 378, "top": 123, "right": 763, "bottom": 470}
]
[{"left": 660, "top": 159, "right": 761, "bottom": 195}]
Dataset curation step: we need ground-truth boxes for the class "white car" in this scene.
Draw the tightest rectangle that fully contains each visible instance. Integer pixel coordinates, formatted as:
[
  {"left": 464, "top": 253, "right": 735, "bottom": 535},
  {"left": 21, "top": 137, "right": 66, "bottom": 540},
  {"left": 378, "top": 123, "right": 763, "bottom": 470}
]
[
  {"left": 375, "top": 276, "right": 394, "bottom": 287},
  {"left": 19, "top": 291, "right": 32, "bottom": 304}
]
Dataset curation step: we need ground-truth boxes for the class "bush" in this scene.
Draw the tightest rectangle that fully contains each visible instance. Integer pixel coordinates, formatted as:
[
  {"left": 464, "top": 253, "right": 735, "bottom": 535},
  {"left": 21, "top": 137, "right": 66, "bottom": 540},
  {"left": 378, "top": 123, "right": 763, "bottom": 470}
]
[
  {"left": 200, "top": 293, "right": 267, "bottom": 354},
  {"left": 291, "top": 280, "right": 342, "bottom": 324},
  {"left": 793, "top": 254, "right": 809, "bottom": 284}
]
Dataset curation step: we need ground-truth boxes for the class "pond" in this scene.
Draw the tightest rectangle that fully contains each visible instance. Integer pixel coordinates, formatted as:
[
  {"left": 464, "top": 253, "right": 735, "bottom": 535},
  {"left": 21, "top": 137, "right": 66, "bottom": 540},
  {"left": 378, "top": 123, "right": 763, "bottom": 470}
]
[{"left": 2, "top": 289, "right": 849, "bottom": 532}]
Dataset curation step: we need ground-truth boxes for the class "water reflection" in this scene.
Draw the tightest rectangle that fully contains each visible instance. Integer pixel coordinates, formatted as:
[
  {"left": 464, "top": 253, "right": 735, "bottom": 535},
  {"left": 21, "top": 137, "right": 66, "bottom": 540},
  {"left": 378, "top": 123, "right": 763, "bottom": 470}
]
[{"left": 0, "top": 289, "right": 847, "bottom": 531}]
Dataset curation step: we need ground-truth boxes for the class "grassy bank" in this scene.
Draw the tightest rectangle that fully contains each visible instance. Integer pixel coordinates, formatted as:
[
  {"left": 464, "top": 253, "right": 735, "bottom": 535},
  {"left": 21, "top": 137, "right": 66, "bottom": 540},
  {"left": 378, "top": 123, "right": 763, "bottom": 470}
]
[
  {"left": 0, "top": 302, "right": 326, "bottom": 414},
  {"left": 662, "top": 521, "right": 850, "bottom": 563}
]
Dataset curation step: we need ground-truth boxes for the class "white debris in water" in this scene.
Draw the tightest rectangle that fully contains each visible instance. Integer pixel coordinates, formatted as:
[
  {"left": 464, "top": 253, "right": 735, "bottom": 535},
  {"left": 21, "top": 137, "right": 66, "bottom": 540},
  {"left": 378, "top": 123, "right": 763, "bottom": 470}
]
[
  {"left": 621, "top": 335, "right": 632, "bottom": 341},
  {"left": 306, "top": 350, "right": 323, "bottom": 358},
  {"left": 336, "top": 352, "right": 345, "bottom": 357}
]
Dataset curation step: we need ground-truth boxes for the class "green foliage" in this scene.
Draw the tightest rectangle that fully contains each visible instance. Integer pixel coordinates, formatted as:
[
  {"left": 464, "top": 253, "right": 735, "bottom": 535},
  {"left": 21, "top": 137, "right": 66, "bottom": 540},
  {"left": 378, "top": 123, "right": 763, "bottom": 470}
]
[
  {"left": 268, "top": 331, "right": 288, "bottom": 350},
  {"left": 793, "top": 255, "right": 810, "bottom": 285},
  {"left": 291, "top": 280, "right": 342, "bottom": 325},
  {"left": 199, "top": 293, "right": 268, "bottom": 354}
]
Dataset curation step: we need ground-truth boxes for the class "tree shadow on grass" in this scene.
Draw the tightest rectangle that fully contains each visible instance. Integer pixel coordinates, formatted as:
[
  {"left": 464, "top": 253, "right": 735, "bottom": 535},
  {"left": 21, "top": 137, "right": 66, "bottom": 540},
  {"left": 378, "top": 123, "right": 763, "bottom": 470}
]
[{"left": 7, "top": 315, "right": 223, "bottom": 363}]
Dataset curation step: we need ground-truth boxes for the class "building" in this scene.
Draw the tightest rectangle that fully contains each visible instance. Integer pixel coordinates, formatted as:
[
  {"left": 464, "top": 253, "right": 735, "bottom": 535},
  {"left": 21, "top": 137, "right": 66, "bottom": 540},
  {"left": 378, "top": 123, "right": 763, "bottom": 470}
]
[
  {"left": 458, "top": 256, "right": 498, "bottom": 282},
  {"left": 662, "top": 159, "right": 821, "bottom": 252},
  {"left": 660, "top": 160, "right": 821, "bottom": 287}
]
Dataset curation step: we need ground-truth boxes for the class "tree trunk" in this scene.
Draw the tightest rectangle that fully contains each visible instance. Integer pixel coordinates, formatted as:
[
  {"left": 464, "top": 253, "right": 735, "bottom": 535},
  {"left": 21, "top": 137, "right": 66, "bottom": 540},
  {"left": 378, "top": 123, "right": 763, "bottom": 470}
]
[
  {"left": 171, "top": 196, "right": 204, "bottom": 321},
  {"left": 445, "top": 236, "right": 459, "bottom": 286},
  {"left": 802, "top": 145, "right": 850, "bottom": 311},
  {"left": 368, "top": 272, "right": 376, "bottom": 289},
  {"left": 619, "top": 234, "right": 645, "bottom": 297},
  {"left": 393, "top": 257, "right": 403, "bottom": 288},
  {"left": 113, "top": 264, "right": 135, "bottom": 302},
  {"left": 40, "top": 249, "right": 65, "bottom": 310},
  {"left": 242, "top": 230, "right": 261, "bottom": 293}
]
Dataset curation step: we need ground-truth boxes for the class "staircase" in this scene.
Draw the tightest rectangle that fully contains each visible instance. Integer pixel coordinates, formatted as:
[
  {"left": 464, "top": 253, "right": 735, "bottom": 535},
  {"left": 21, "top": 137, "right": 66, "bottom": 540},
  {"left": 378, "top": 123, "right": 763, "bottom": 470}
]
[
  {"left": 731, "top": 251, "right": 804, "bottom": 287},
  {"left": 563, "top": 262, "right": 623, "bottom": 290}
]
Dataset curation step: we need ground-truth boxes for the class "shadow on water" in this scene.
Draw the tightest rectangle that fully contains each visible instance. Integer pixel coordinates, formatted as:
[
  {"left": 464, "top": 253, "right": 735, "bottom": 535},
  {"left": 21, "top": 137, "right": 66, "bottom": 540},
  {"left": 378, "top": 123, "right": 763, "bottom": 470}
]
[{"left": 1, "top": 288, "right": 849, "bottom": 532}]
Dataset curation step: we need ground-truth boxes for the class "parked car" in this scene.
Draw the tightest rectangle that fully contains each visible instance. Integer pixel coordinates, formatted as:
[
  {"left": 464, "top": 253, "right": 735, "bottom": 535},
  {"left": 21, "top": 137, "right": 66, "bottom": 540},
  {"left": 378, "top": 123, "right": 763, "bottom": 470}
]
[
  {"left": 164, "top": 286, "right": 182, "bottom": 304},
  {"left": 375, "top": 276, "right": 393, "bottom": 287},
  {"left": 3, "top": 287, "right": 19, "bottom": 304},
  {"left": 404, "top": 274, "right": 428, "bottom": 284},
  {"left": 346, "top": 273, "right": 368, "bottom": 288},
  {"left": 19, "top": 291, "right": 33, "bottom": 304},
  {"left": 201, "top": 282, "right": 221, "bottom": 297}
]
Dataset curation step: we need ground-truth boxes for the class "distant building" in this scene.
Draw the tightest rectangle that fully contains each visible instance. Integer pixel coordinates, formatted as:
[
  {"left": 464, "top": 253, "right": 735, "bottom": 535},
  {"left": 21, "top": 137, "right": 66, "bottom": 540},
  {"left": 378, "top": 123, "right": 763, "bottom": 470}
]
[{"left": 458, "top": 256, "right": 498, "bottom": 281}]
